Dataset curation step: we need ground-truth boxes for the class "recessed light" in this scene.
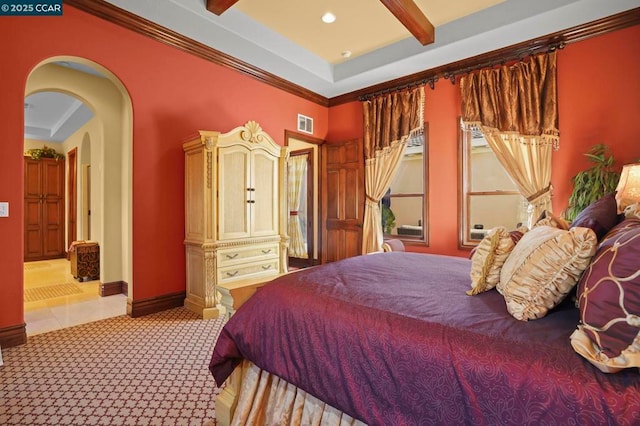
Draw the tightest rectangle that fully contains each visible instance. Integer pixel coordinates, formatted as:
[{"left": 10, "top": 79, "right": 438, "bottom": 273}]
[
  {"left": 322, "top": 12, "right": 336, "bottom": 24},
  {"left": 24, "top": 102, "right": 33, "bottom": 110},
  {"left": 341, "top": 51, "right": 352, "bottom": 58}
]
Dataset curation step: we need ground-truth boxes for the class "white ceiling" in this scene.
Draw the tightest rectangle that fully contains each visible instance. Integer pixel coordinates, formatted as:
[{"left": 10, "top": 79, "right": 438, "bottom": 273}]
[
  {"left": 103, "top": 0, "right": 638, "bottom": 97},
  {"left": 24, "top": 62, "right": 103, "bottom": 144},
  {"left": 25, "top": 0, "right": 639, "bottom": 143}
]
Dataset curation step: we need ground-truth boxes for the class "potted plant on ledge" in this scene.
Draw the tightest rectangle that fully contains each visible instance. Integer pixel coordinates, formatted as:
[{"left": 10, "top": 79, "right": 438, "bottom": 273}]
[{"left": 564, "top": 143, "right": 620, "bottom": 221}]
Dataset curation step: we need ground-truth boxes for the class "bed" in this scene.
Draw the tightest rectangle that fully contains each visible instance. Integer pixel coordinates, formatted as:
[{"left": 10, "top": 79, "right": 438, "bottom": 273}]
[{"left": 210, "top": 251, "right": 640, "bottom": 425}]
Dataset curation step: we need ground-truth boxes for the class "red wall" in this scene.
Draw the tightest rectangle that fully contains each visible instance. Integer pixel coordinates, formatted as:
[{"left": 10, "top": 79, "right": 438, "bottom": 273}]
[
  {"left": 0, "top": 6, "right": 328, "bottom": 329},
  {"left": 326, "top": 24, "right": 640, "bottom": 258},
  {"left": 554, "top": 25, "right": 640, "bottom": 211}
]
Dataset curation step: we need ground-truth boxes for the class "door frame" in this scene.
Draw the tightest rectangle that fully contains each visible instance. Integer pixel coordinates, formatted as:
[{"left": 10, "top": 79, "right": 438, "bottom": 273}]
[
  {"left": 67, "top": 147, "right": 78, "bottom": 254},
  {"left": 284, "top": 130, "right": 324, "bottom": 265},
  {"left": 288, "top": 148, "right": 315, "bottom": 268}
]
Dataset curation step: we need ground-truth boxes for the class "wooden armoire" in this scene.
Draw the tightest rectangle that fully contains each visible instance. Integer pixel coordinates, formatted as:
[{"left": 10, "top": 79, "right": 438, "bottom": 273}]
[
  {"left": 183, "top": 121, "right": 289, "bottom": 318},
  {"left": 24, "top": 156, "right": 65, "bottom": 261}
]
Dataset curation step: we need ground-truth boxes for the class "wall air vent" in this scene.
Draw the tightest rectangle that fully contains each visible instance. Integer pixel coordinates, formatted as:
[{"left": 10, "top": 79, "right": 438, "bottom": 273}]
[{"left": 297, "top": 114, "right": 313, "bottom": 134}]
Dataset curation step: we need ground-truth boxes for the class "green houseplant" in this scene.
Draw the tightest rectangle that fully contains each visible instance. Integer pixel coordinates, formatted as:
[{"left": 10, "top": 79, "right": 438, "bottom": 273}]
[
  {"left": 381, "top": 204, "right": 396, "bottom": 235},
  {"left": 565, "top": 143, "right": 620, "bottom": 221},
  {"left": 25, "top": 145, "right": 64, "bottom": 160}
]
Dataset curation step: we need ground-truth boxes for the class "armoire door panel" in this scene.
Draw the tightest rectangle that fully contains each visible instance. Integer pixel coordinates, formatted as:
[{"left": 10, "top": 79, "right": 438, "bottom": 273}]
[
  {"left": 251, "top": 150, "right": 278, "bottom": 236},
  {"left": 184, "top": 149, "right": 205, "bottom": 240},
  {"left": 218, "top": 147, "right": 251, "bottom": 239}
]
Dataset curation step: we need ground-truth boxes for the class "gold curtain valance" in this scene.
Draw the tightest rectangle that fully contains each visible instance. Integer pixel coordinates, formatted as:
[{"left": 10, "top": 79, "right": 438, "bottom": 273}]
[
  {"left": 460, "top": 51, "right": 559, "bottom": 144},
  {"left": 363, "top": 87, "right": 424, "bottom": 160}
]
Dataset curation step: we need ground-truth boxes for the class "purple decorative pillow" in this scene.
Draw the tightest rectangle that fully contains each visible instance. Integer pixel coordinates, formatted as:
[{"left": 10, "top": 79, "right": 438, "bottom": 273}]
[
  {"left": 570, "top": 193, "right": 620, "bottom": 240},
  {"left": 570, "top": 218, "right": 640, "bottom": 373}
]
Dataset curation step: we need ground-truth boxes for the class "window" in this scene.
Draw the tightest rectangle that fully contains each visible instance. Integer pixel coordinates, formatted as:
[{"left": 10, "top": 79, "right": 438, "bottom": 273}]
[
  {"left": 458, "top": 120, "right": 527, "bottom": 248},
  {"left": 382, "top": 124, "right": 428, "bottom": 245}
]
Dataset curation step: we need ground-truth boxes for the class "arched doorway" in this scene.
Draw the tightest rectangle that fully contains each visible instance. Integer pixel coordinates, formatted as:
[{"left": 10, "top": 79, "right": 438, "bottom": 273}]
[{"left": 23, "top": 57, "right": 133, "bottom": 334}]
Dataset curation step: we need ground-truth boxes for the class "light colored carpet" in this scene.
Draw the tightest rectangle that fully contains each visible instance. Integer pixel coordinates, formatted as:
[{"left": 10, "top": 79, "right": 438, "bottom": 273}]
[
  {"left": 0, "top": 307, "right": 225, "bottom": 425},
  {"left": 24, "top": 283, "right": 84, "bottom": 302}
]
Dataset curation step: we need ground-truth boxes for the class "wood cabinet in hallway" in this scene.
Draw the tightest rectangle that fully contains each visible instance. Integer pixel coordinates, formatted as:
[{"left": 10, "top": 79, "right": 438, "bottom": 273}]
[{"left": 24, "top": 156, "right": 65, "bottom": 261}]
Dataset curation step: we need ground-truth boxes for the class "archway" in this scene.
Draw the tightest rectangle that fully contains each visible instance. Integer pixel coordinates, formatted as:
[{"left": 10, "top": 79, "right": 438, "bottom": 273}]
[{"left": 24, "top": 57, "right": 133, "bottom": 326}]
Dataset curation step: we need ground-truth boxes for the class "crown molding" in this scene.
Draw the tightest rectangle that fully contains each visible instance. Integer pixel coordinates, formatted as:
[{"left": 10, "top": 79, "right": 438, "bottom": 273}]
[
  {"left": 63, "top": 0, "right": 330, "bottom": 107},
  {"left": 329, "top": 7, "right": 640, "bottom": 106},
  {"left": 63, "top": 1, "right": 638, "bottom": 108}
]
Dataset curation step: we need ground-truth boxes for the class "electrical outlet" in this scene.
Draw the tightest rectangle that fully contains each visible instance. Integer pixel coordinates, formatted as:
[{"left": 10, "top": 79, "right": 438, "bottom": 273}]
[{"left": 0, "top": 202, "right": 8, "bottom": 217}]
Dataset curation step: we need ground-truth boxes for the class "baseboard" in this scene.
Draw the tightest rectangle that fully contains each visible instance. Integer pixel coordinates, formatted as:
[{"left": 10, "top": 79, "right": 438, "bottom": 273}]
[
  {"left": 127, "top": 291, "right": 186, "bottom": 318},
  {"left": 100, "top": 280, "right": 126, "bottom": 297},
  {"left": 121, "top": 281, "right": 129, "bottom": 296},
  {"left": 0, "top": 323, "right": 27, "bottom": 348}
]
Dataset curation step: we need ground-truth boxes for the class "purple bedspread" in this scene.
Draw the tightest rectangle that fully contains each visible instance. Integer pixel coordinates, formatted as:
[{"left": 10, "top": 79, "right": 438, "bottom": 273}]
[{"left": 210, "top": 252, "right": 640, "bottom": 425}]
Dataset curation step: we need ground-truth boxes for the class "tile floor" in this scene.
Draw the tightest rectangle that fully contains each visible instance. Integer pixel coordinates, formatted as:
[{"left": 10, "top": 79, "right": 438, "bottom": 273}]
[{"left": 24, "top": 258, "right": 127, "bottom": 336}]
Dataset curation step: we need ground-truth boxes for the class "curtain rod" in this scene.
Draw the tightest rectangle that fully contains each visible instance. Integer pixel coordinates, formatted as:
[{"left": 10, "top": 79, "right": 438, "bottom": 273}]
[
  {"left": 359, "top": 78, "right": 435, "bottom": 102},
  {"left": 358, "top": 41, "right": 565, "bottom": 101}
]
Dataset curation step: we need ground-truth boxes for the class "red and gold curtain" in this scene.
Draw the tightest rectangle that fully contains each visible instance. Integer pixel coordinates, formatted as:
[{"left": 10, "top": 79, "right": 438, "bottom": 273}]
[
  {"left": 362, "top": 86, "right": 424, "bottom": 253},
  {"left": 460, "top": 52, "right": 559, "bottom": 225}
]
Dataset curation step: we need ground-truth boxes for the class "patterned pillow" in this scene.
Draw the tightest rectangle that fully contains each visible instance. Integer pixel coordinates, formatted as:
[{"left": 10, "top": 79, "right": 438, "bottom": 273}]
[
  {"left": 467, "top": 227, "right": 525, "bottom": 296},
  {"left": 498, "top": 225, "right": 597, "bottom": 321},
  {"left": 570, "top": 193, "right": 620, "bottom": 240},
  {"left": 570, "top": 218, "right": 640, "bottom": 373}
]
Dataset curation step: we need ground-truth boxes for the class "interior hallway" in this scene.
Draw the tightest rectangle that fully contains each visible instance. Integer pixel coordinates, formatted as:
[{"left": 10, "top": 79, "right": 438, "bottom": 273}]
[{"left": 23, "top": 258, "right": 127, "bottom": 336}]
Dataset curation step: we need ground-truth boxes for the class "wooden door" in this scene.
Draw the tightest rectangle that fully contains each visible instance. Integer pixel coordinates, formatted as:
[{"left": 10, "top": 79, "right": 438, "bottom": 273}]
[
  {"left": 24, "top": 158, "right": 44, "bottom": 259},
  {"left": 24, "top": 157, "right": 65, "bottom": 261},
  {"left": 321, "top": 139, "right": 364, "bottom": 263}
]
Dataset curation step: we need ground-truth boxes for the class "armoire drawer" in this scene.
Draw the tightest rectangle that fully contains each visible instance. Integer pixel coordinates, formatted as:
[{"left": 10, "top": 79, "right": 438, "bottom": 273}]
[
  {"left": 218, "top": 259, "right": 280, "bottom": 284},
  {"left": 217, "top": 243, "right": 279, "bottom": 267}
]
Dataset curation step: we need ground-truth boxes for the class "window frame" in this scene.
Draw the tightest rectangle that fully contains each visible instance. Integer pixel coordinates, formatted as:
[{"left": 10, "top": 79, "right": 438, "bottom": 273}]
[
  {"left": 458, "top": 119, "right": 520, "bottom": 249},
  {"left": 382, "top": 122, "right": 429, "bottom": 247}
]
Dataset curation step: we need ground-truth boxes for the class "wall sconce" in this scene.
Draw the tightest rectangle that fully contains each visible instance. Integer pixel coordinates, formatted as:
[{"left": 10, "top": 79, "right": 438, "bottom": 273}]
[{"left": 615, "top": 163, "right": 640, "bottom": 212}]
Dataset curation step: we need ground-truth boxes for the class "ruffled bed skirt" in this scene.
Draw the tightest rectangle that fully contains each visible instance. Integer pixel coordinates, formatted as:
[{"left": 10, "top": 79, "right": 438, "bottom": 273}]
[{"left": 226, "top": 359, "right": 367, "bottom": 426}]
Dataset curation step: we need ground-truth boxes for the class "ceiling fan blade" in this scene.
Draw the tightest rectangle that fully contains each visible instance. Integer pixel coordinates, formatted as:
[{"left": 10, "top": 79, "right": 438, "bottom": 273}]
[
  {"left": 379, "top": 0, "right": 435, "bottom": 45},
  {"left": 206, "top": 0, "right": 240, "bottom": 16}
]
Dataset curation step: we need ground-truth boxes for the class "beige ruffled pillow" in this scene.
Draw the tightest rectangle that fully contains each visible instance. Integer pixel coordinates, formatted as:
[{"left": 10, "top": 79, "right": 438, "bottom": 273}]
[
  {"left": 467, "top": 226, "right": 526, "bottom": 296},
  {"left": 497, "top": 225, "right": 597, "bottom": 321},
  {"left": 533, "top": 210, "right": 569, "bottom": 230},
  {"left": 623, "top": 203, "right": 640, "bottom": 220}
]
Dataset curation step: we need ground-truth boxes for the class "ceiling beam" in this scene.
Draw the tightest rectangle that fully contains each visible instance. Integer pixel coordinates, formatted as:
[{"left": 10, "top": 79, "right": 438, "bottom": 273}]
[
  {"left": 380, "top": 0, "right": 434, "bottom": 45},
  {"left": 206, "top": 0, "right": 239, "bottom": 16}
]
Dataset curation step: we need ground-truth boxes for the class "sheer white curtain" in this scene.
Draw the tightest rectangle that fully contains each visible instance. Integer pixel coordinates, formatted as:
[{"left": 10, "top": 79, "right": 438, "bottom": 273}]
[{"left": 288, "top": 154, "right": 308, "bottom": 258}]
